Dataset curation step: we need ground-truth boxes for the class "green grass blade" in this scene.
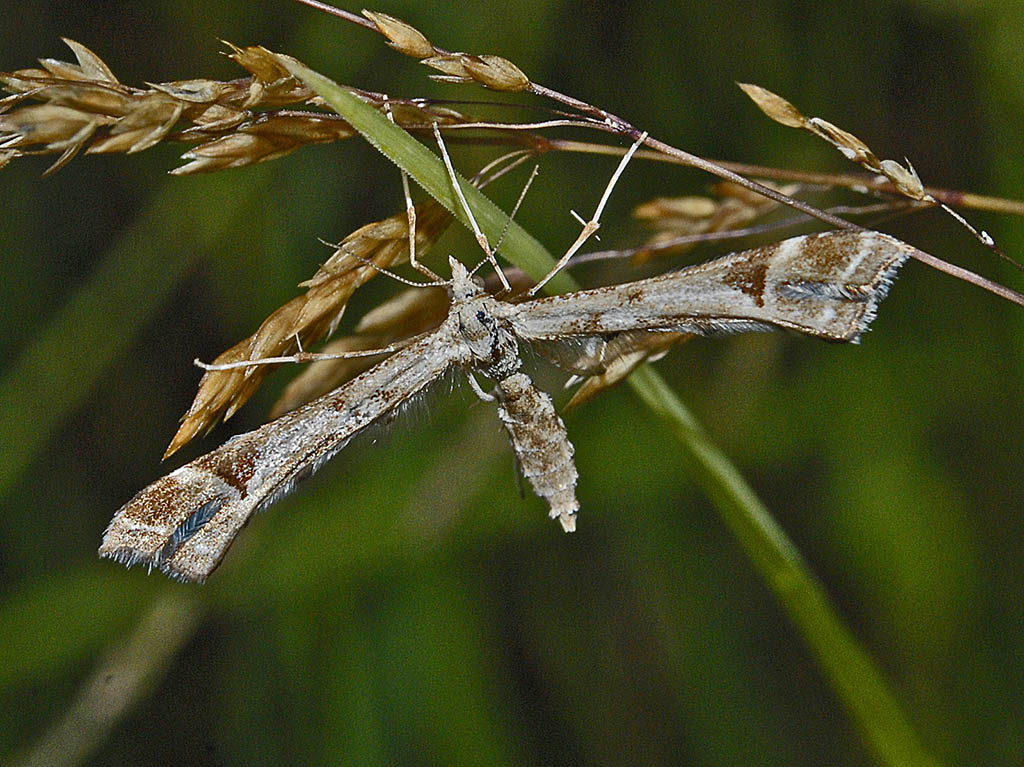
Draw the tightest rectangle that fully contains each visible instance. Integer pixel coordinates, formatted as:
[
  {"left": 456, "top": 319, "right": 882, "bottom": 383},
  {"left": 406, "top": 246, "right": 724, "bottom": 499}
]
[
  {"left": 288, "top": 60, "right": 941, "bottom": 767},
  {"left": 628, "top": 366, "right": 940, "bottom": 767}
]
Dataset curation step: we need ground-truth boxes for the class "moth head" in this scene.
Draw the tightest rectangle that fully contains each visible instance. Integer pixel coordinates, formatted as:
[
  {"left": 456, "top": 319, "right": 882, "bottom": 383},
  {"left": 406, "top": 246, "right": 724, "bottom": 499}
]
[{"left": 448, "top": 255, "right": 485, "bottom": 301}]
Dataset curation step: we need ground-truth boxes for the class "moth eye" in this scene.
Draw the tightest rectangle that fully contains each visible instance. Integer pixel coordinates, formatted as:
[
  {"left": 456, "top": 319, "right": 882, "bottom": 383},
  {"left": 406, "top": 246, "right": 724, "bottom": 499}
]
[{"left": 476, "top": 310, "right": 487, "bottom": 324}]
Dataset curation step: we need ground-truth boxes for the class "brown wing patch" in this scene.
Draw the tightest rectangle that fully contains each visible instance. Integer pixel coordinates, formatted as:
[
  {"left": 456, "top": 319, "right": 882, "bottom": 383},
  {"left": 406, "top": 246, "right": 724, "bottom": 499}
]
[{"left": 721, "top": 251, "right": 770, "bottom": 307}]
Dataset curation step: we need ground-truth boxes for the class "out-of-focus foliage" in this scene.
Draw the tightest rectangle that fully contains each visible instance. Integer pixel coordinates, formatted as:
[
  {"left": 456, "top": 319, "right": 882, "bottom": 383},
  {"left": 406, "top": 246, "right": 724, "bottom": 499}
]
[{"left": 1, "top": 1, "right": 1022, "bottom": 765}]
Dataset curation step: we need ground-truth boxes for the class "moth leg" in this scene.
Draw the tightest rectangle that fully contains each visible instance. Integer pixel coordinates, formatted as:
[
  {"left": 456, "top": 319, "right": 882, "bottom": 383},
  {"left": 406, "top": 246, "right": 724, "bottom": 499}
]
[
  {"left": 433, "top": 123, "right": 511, "bottom": 292},
  {"left": 194, "top": 344, "right": 403, "bottom": 372},
  {"left": 382, "top": 95, "right": 442, "bottom": 281},
  {"left": 528, "top": 131, "right": 648, "bottom": 296},
  {"left": 465, "top": 372, "right": 495, "bottom": 402}
]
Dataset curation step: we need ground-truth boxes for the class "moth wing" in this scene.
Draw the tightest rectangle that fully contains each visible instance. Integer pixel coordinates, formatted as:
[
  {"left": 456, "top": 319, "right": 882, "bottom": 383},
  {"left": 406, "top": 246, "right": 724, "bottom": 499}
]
[
  {"left": 526, "top": 329, "right": 692, "bottom": 376},
  {"left": 512, "top": 231, "right": 912, "bottom": 358},
  {"left": 100, "top": 328, "right": 465, "bottom": 583}
]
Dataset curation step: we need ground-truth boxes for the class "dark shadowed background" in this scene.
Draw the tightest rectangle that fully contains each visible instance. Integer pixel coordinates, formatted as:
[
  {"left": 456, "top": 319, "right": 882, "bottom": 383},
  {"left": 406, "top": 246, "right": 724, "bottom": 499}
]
[{"left": 2, "top": 1, "right": 1023, "bottom": 765}]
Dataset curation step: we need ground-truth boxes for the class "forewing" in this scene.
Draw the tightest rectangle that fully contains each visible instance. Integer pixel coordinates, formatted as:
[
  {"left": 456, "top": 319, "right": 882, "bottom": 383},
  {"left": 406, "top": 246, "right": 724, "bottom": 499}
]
[
  {"left": 513, "top": 231, "right": 912, "bottom": 356},
  {"left": 100, "top": 326, "right": 464, "bottom": 582}
]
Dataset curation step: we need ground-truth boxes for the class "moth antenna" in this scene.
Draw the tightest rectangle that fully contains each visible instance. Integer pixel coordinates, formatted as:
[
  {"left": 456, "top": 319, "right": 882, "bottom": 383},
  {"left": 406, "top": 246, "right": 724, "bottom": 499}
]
[
  {"left": 528, "top": 131, "right": 648, "bottom": 296},
  {"left": 492, "top": 164, "right": 540, "bottom": 257},
  {"left": 195, "top": 344, "right": 402, "bottom": 372},
  {"left": 433, "top": 121, "right": 512, "bottom": 292},
  {"left": 316, "top": 238, "right": 448, "bottom": 288}
]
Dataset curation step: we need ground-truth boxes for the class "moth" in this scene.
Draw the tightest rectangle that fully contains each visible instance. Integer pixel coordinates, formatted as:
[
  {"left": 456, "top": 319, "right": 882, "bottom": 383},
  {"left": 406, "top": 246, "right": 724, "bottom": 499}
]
[{"left": 100, "top": 228, "right": 912, "bottom": 582}]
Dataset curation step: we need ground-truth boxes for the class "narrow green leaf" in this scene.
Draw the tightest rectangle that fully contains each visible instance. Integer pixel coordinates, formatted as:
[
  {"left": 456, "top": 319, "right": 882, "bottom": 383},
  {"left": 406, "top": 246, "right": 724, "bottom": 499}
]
[
  {"left": 628, "top": 366, "right": 940, "bottom": 767},
  {"left": 289, "top": 61, "right": 941, "bottom": 767}
]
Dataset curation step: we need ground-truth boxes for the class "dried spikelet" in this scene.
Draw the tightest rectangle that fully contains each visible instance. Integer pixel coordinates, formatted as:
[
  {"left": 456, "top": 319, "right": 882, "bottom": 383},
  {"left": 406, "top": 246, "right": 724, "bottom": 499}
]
[
  {"left": 0, "top": 103, "right": 114, "bottom": 146},
  {"left": 460, "top": 54, "right": 530, "bottom": 92},
  {"left": 2, "top": 78, "right": 135, "bottom": 118},
  {"left": 222, "top": 44, "right": 317, "bottom": 107},
  {"left": 45, "top": 38, "right": 119, "bottom": 83},
  {"left": 737, "top": 83, "right": 807, "bottom": 128},
  {"left": 0, "top": 102, "right": 114, "bottom": 172},
  {"left": 423, "top": 53, "right": 530, "bottom": 91},
  {"left": 359, "top": 7, "right": 529, "bottom": 91},
  {"left": 225, "top": 44, "right": 299, "bottom": 93},
  {"left": 807, "top": 117, "right": 879, "bottom": 167},
  {"left": 362, "top": 10, "right": 435, "bottom": 59},
  {"left": 421, "top": 54, "right": 475, "bottom": 84},
  {"left": 633, "top": 182, "right": 800, "bottom": 262},
  {"left": 171, "top": 112, "right": 355, "bottom": 174},
  {"left": 165, "top": 200, "right": 454, "bottom": 457},
  {"left": 87, "top": 93, "right": 184, "bottom": 154},
  {"left": 879, "top": 159, "right": 925, "bottom": 200}
]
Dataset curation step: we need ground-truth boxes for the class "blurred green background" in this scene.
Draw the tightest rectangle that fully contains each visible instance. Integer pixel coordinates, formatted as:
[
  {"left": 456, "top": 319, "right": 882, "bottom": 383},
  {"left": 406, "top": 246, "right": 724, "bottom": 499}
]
[{"left": 2, "top": 0, "right": 1023, "bottom": 765}]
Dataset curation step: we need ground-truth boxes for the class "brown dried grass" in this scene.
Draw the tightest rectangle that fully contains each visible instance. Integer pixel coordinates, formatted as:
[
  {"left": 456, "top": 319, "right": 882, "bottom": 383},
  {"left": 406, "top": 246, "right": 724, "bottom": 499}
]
[
  {"left": 164, "top": 200, "right": 453, "bottom": 457},
  {"left": 0, "top": 40, "right": 467, "bottom": 175}
]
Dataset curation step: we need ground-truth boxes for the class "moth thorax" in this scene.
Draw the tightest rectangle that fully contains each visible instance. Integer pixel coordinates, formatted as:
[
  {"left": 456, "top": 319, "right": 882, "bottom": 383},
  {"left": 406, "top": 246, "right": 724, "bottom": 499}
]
[
  {"left": 457, "top": 307, "right": 520, "bottom": 379},
  {"left": 479, "top": 333, "right": 522, "bottom": 380}
]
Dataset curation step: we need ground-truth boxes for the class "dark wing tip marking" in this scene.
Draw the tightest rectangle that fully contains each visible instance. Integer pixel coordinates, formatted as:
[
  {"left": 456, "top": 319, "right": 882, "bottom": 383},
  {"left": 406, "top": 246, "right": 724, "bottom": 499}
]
[
  {"left": 155, "top": 499, "right": 223, "bottom": 567},
  {"left": 98, "top": 498, "right": 225, "bottom": 584},
  {"left": 777, "top": 237, "right": 910, "bottom": 342}
]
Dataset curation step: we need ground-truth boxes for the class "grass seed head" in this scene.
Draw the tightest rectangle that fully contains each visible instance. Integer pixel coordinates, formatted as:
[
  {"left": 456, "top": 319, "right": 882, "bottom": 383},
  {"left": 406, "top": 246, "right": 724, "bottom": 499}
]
[
  {"left": 165, "top": 201, "right": 453, "bottom": 457},
  {"left": 808, "top": 117, "right": 879, "bottom": 168},
  {"left": 460, "top": 54, "right": 530, "bottom": 92},
  {"left": 880, "top": 159, "right": 925, "bottom": 200}
]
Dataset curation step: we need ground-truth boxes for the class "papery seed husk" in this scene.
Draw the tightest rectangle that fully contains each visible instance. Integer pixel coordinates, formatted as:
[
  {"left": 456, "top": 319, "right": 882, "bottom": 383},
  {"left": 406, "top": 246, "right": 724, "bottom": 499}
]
[
  {"left": 880, "top": 159, "right": 925, "bottom": 200},
  {"left": 363, "top": 10, "right": 435, "bottom": 59},
  {"left": 421, "top": 54, "right": 472, "bottom": 80},
  {"left": 59, "top": 38, "right": 119, "bottom": 83},
  {"left": 0, "top": 103, "right": 112, "bottom": 144},
  {"left": 737, "top": 83, "right": 807, "bottom": 128},
  {"left": 461, "top": 54, "right": 530, "bottom": 92},
  {"left": 809, "top": 118, "right": 878, "bottom": 167}
]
